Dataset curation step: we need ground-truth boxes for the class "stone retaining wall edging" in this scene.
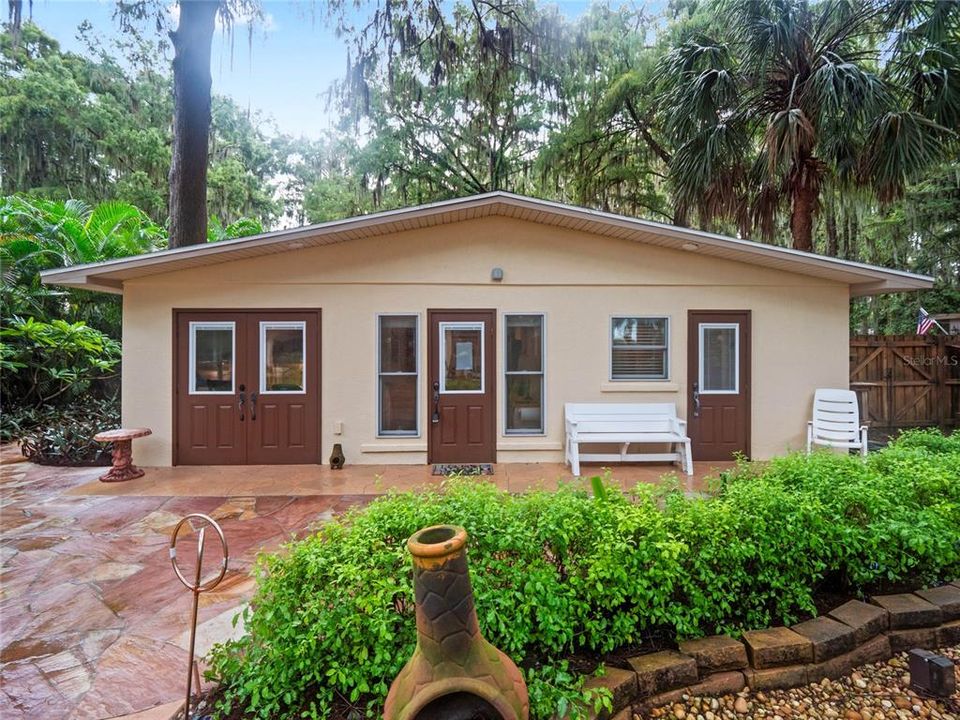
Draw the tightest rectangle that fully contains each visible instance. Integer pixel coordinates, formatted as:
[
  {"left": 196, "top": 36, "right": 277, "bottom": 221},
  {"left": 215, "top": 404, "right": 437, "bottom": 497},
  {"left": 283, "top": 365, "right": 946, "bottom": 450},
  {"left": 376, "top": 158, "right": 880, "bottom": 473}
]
[{"left": 584, "top": 581, "right": 960, "bottom": 720}]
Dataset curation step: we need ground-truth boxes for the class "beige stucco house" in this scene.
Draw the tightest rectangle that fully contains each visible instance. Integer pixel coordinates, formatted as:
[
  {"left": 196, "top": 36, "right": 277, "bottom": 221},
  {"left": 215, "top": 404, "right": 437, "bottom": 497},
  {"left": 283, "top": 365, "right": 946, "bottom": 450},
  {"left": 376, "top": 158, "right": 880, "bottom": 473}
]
[{"left": 42, "top": 192, "right": 931, "bottom": 469}]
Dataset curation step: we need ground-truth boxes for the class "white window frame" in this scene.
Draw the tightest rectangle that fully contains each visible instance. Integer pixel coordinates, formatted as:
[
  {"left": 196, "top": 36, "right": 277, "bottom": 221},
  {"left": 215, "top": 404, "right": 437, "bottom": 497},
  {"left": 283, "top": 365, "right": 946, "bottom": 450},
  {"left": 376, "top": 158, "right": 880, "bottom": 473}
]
[
  {"left": 189, "top": 321, "right": 236, "bottom": 395},
  {"left": 439, "top": 321, "right": 485, "bottom": 394},
  {"left": 698, "top": 322, "right": 740, "bottom": 394},
  {"left": 503, "top": 313, "right": 546, "bottom": 436},
  {"left": 608, "top": 315, "right": 671, "bottom": 381},
  {"left": 259, "top": 320, "right": 307, "bottom": 394},
  {"left": 377, "top": 313, "right": 420, "bottom": 437}
]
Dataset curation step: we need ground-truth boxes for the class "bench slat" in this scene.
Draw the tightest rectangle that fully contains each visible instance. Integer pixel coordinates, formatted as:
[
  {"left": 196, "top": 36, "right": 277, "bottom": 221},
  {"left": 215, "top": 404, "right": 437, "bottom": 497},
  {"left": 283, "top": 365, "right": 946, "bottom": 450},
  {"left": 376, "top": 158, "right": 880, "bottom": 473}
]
[{"left": 564, "top": 402, "right": 692, "bottom": 477}]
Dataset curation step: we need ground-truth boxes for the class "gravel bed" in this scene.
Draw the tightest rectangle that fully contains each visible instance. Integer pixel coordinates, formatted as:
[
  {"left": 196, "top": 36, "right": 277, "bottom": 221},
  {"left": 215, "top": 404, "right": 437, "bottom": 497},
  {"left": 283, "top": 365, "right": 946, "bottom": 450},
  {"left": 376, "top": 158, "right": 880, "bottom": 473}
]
[{"left": 642, "top": 645, "right": 960, "bottom": 720}]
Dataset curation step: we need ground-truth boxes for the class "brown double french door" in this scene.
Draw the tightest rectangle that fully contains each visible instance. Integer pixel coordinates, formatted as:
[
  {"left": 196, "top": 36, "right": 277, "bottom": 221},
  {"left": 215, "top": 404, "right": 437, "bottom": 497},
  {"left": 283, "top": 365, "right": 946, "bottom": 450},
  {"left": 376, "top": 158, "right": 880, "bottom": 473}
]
[
  {"left": 687, "top": 310, "right": 751, "bottom": 460},
  {"left": 428, "top": 310, "right": 496, "bottom": 464},
  {"left": 175, "top": 310, "right": 320, "bottom": 465}
]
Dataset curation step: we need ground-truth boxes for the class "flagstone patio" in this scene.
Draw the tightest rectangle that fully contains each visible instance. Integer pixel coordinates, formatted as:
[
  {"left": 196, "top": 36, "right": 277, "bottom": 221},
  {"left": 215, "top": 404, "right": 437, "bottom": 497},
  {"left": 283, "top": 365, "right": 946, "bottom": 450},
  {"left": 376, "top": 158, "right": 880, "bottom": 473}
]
[
  {"left": 65, "top": 459, "right": 730, "bottom": 498},
  {"left": 1, "top": 450, "right": 731, "bottom": 719},
  {"left": 0, "top": 455, "right": 372, "bottom": 720}
]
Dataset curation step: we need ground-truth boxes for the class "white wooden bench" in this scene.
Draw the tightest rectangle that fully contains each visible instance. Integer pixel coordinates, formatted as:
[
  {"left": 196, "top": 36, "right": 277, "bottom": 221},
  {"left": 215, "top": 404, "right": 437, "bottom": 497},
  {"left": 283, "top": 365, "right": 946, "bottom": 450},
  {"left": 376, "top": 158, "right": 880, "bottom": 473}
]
[{"left": 564, "top": 402, "right": 693, "bottom": 477}]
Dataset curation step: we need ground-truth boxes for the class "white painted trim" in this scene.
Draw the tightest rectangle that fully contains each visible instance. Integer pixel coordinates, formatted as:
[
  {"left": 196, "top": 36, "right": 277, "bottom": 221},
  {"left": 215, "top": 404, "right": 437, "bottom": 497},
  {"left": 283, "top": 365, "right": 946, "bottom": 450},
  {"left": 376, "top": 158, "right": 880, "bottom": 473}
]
[
  {"left": 609, "top": 315, "right": 671, "bottom": 382},
  {"left": 698, "top": 322, "right": 740, "bottom": 394},
  {"left": 376, "top": 313, "right": 421, "bottom": 438},
  {"left": 360, "top": 442, "right": 428, "bottom": 453},
  {"left": 496, "top": 440, "right": 563, "bottom": 451},
  {"left": 259, "top": 321, "right": 307, "bottom": 394},
  {"left": 439, "top": 321, "right": 485, "bottom": 394},
  {"left": 188, "top": 321, "right": 235, "bottom": 395}
]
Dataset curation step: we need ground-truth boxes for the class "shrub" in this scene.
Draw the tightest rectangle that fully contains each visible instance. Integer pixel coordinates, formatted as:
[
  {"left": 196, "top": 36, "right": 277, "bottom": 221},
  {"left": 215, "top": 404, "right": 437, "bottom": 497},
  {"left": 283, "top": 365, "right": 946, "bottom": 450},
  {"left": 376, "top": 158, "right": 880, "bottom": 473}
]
[
  {"left": 0, "top": 316, "right": 120, "bottom": 410},
  {"left": 208, "top": 432, "right": 960, "bottom": 720},
  {"left": 16, "top": 396, "right": 119, "bottom": 465}
]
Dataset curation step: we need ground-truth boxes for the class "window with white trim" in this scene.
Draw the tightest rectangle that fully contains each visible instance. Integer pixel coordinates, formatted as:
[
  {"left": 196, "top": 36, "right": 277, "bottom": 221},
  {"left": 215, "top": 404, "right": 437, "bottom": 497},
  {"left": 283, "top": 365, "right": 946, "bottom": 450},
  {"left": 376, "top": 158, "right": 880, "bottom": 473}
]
[
  {"left": 610, "top": 316, "right": 669, "bottom": 380},
  {"left": 189, "top": 321, "right": 235, "bottom": 393},
  {"left": 378, "top": 315, "right": 419, "bottom": 435},
  {"left": 504, "top": 314, "right": 544, "bottom": 434},
  {"left": 260, "top": 321, "right": 306, "bottom": 393},
  {"left": 699, "top": 323, "right": 739, "bottom": 393}
]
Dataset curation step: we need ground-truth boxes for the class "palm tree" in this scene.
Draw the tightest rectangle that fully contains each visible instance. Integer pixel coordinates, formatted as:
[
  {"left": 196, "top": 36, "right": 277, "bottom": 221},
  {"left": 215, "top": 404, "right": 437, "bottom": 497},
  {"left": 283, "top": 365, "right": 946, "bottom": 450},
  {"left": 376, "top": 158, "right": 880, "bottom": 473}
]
[
  {"left": 659, "top": 0, "right": 957, "bottom": 252},
  {"left": 0, "top": 196, "right": 165, "bottom": 333}
]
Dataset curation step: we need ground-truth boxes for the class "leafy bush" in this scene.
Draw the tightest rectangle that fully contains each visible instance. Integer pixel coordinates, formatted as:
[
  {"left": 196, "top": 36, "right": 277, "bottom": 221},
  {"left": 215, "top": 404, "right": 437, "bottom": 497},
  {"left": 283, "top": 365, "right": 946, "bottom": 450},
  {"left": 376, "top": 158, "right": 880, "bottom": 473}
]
[
  {"left": 16, "top": 396, "right": 119, "bottom": 465},
  {"left": 1, "top": 316, "right": 120, "bottom": 409},
  {"left": 1, "top": 195, "right": 166, "bottom": 338},
  {"left": 208, "top": 431, "right": 960, "bottom": 720}
]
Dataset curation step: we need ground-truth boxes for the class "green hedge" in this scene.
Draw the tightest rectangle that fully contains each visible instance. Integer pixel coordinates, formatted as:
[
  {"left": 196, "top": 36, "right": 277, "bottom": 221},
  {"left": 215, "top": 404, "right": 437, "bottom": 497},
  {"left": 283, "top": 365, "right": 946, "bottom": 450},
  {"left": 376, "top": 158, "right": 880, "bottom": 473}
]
[{"left": 208, "top": 430, "right": 960, "bottom": 720}]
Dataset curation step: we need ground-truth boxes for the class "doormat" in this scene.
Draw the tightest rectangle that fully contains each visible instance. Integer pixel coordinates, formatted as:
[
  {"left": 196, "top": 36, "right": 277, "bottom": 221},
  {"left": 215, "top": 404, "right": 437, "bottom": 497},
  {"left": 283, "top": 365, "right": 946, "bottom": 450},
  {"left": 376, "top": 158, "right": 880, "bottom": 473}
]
[{"left": 431, "top": 463, "right": 494, "bottom": 476}]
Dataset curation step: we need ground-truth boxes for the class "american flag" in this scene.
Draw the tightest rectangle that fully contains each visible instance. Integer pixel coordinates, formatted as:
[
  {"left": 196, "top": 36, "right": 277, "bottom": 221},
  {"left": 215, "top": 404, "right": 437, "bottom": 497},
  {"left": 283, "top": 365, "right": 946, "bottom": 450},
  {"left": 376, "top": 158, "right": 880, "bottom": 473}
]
[{"left": 917, "top": 307, "right": 935, "bottom": 335}]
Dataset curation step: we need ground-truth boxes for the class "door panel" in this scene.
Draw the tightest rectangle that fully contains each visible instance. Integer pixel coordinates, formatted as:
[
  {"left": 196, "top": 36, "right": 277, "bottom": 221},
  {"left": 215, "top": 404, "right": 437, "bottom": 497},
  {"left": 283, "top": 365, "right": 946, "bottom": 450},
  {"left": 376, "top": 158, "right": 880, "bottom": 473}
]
[
  {"left": 175, "top": 310, "right": 321, "bottom": 465},
  {"left": 176, "top": 313, "right": 247, "bottom": 465},
  {"left": 428, "top": 310, "right": 496, "bottom": 464},
  {"left": 688, "top": 311, "right": 751, "bottom": 460},
  {"left": 246, "top": 312, "right": 320, "bottom": 464}
]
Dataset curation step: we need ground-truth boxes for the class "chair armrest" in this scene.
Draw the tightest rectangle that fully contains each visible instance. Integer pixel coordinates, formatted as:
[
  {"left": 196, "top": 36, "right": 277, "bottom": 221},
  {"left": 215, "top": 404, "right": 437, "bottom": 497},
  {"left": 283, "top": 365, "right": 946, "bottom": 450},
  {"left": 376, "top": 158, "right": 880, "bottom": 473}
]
[{"left": 673, "top": 418, "right": 687, "bottom": 435}]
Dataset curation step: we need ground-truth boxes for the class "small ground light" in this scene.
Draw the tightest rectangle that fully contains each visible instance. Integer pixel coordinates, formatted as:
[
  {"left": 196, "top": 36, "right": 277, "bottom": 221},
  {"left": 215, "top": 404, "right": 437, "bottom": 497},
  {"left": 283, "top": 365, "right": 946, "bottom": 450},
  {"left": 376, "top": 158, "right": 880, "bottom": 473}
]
[{"left": 908, "top": 648, "right": 956, "bottom": 697}]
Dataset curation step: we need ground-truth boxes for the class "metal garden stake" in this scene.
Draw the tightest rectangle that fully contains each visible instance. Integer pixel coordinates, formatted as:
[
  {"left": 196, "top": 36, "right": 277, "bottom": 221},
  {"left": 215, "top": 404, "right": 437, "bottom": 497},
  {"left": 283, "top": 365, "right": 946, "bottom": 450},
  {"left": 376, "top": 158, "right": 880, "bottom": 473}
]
[{"left": 170, "top": 514, "right": 229, "bottom": 720}]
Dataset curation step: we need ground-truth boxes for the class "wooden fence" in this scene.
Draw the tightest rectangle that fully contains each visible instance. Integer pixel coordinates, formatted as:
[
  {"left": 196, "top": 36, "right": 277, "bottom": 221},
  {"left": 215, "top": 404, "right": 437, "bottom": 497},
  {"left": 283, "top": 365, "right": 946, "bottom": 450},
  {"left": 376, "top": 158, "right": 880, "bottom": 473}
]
[{"left": 850, "top": 335, "right": 960, "bottom": 430}]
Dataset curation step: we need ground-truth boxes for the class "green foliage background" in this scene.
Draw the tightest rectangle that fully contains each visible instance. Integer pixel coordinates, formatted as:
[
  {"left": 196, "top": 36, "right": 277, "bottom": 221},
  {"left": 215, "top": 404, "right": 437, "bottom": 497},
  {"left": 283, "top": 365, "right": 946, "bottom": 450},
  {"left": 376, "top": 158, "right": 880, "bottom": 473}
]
[
  {"left": 2, "top": 3, "right": 957, "bottom": 335},
  {"left": 0, "top": 194, "right": 263, "bottom": 448}
]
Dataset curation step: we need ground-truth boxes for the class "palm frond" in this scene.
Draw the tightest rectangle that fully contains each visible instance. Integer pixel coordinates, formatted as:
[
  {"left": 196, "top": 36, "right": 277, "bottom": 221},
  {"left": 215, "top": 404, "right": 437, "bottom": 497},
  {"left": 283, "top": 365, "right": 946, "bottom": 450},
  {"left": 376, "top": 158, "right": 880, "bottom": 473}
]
[{"left": 861, "top": 111, "right": 952, "bottom": 202}]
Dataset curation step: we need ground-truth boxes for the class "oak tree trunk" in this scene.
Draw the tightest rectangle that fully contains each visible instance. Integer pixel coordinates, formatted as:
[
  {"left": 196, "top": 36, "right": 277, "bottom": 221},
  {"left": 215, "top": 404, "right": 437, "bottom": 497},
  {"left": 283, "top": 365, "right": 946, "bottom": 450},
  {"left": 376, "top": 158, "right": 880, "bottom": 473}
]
[
  {"left": 168, "top": 0, "right": 218, "bottom": 248},
  {"left": 790, "top": 183, "right": 816, "bottom": 253}
]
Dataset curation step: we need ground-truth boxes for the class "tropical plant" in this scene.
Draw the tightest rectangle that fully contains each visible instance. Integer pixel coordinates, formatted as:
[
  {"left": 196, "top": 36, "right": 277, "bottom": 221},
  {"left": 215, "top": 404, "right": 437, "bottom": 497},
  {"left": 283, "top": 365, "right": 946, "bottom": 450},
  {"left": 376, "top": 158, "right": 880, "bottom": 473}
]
[
  {"left": 0, "top": 316, "right": 121, "bottom": 408},
  {"left": 16, "top": 396, "right": 120, "bottom": 464},
  {"left": 657, "top": 0, "right": 958, "bottom": 251},
  {"left": 207, "top": 215, "right": 264, "bottom": 242},
  {"left": 0, "top": 195, "right": 165, "bottom": 335}
]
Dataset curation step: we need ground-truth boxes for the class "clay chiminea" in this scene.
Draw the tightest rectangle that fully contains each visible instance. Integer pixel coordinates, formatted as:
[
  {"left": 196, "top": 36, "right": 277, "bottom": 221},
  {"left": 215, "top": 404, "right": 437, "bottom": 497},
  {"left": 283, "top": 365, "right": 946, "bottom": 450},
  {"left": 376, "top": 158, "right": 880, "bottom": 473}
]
[{"left": 383, "top": 525, "right": 529, "bottom": 720}]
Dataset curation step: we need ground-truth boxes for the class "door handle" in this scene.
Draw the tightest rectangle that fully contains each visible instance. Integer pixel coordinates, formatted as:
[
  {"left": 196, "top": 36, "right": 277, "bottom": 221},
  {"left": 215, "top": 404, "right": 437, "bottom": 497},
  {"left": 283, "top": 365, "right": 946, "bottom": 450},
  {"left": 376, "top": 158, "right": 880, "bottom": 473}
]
[
  {"left": 692, "top": 382, "right": 700, "bottom": 417},
  {"left": 250, "top": 392, "right": 258, "bottom": 421},
  {"left": 237, "top": 392, "right": 245, "bottom": 421},
  {"left": 431, "top": 381, "right": 440, "bottom": 424}
]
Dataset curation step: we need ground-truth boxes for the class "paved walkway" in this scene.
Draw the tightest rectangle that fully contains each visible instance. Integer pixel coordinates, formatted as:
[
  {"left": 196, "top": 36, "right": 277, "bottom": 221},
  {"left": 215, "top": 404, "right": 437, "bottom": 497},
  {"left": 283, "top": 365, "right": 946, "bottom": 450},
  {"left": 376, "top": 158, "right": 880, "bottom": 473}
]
[
  {"left": 1, "top": 452, "right": 731, "bottom": 719},
  {"left": 0, "top": 455, "right": 371, "bottom": 719},
  {"left": 66, "top": 460, "right": 730, "bottom": 498}
]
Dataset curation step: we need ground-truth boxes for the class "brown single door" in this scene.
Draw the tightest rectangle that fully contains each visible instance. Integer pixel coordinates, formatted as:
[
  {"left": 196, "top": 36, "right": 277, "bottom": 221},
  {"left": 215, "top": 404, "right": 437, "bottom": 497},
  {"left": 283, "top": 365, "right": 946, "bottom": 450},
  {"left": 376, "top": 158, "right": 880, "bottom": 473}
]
[
  {"left": 246, "top": 311, "right": 321, "bottom": 464},
  {"left": 687, "top": 310, "right": 751, "bottom": 460},
  {"left": 176, "top": 312, "right": 247, "bottom": 465},
  {"left": 428, "top": 310, "right": 496, "bottom": 464},
  {"left": 175, "top": 310, "right": 321, "bottom": 465}
]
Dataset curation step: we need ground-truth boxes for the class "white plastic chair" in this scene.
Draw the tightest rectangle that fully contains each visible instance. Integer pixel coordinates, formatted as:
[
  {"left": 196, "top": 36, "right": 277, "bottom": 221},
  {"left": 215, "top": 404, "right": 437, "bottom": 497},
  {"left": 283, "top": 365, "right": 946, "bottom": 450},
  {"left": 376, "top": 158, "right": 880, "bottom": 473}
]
[{"left": 807, "top": 389, "right": 868, "bottom": 457}]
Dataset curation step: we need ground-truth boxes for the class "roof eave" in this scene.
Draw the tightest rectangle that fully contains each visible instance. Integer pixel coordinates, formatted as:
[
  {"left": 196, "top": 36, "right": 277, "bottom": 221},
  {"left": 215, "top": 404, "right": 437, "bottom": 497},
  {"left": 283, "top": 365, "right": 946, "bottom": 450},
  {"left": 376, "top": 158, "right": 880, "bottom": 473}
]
[
  {"left": 36, "top": 191, "right": 935, "bottom": 296},
  {"left": 850, "top": 277, "right": 933, "bottom": 297}
]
